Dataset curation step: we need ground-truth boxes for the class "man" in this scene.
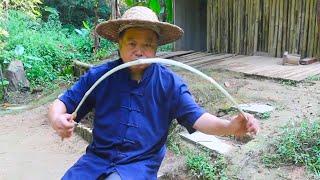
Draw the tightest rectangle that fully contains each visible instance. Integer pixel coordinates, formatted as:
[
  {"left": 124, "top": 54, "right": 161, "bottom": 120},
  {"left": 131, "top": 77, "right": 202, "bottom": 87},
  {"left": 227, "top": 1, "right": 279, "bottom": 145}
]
[{"left": 48, "top": 6, "right": 259, "bottom": 180}]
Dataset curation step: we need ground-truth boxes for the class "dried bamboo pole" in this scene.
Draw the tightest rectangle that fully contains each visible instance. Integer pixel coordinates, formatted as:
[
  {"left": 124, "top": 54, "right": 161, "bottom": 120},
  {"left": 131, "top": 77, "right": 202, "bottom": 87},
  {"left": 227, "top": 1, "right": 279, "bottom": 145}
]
[
  {"left": 282, "top": 0, "right": 288, "bottom": 53},
  {"left": 271, "top": 0, "right": 278, "bottom": 56},
  {"left": 313, "top": 2, "right": 319, "bottom": 57},
  {"left": 295, "top": 0, "right": 302, "bottom": 54},
  {"left": 214, "top": 0, "right": 217, "bottom": 53},
  {"left": 302, "top": 0, "right": 311, "bottom": 57},
  {"left": 308, "top": 0, "right": 315, "bottom": 57},
  {"left": 277, "top": 0, "right": 284, "bottom": 57},
  {"left": 224, "top": 0, "right": 228, "bottom": 53},
  {"left": 248, "top": 0, "right": 251, "bottom": 54},
  {"left": 207, "top": 0, "right": 211, "bottom": 52},
  {"left": 299, "top": 0, "right": 306, "bottom": 55},
  {"left": 268, "top": 0, "right": 275, "bottom": 55},
  {"left": 250, "top": 0, "right": 254, "bottom": 55},
  {"left": 291, "top": 0, "right": 298, "bottom": 53},
  {"left": 236, "top": 0, "right": 241, "bottom": 54},
  {"left": 289, "top": 0, "right": 296, "bottom": 53},
  {"left": 217, "top": 0, "right": 221, "bottom": 52},
  {"left": 264, "top": 0, "right": 269, "bottom": 52},
  {"left": 231, "top": 0, "right": 235, "bottom": 53},
  {"left": 245, "top": 0, "right": 249, "bottom": 54},
  {"left": 254, "top": 0, "right": 259, "bottom": 54}
]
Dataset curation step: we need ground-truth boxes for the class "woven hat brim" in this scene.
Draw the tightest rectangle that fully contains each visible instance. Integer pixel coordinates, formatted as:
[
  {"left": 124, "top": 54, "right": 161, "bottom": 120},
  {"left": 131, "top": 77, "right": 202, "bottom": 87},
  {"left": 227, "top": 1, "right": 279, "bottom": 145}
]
[{"left": 95, "top": 19, "right": 184, "bottom": 45}]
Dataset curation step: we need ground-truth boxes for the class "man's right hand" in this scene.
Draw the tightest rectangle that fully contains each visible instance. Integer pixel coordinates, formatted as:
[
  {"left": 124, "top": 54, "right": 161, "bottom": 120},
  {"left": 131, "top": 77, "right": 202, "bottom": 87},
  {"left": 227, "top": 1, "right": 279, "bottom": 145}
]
[
  {"left": 51, "top": 113, "right": 75, "bottom": 139},
  {"left": 48, "top": 99, "right": 76, "bottom": 139}
]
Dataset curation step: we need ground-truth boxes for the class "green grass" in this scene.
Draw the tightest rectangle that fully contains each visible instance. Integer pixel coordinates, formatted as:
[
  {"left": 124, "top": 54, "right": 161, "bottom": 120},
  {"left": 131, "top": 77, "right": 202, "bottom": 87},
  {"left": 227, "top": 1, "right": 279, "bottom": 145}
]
[
  {"left": 279, "top": 79, "right": 298, "bottom": 86},
  {"left": 258, "top": 112, "right": 271, "bottom": 120},
  {"left": 186, "top": 150, "right": 228, "bottom": 180},
  {"left": 262, "top": 120, "right": 320, "bottom": 177},
  {"left": 306, "top": 75, "right": 320, "bottom": 81},
  {"left": 166, "top": 121, "right": 229, "bottom": 179}
]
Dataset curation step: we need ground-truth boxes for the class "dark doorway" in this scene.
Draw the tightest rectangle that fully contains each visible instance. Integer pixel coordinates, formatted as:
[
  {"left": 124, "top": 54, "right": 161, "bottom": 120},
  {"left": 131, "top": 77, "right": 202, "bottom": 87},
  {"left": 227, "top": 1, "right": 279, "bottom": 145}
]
[{"left": 174, "top": 0, "right": 207, "bottom": 51}]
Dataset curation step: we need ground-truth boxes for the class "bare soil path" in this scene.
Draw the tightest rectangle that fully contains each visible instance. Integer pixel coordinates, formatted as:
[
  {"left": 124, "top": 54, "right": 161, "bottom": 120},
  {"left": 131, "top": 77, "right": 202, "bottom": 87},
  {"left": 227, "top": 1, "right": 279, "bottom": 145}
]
[{"left": 0, "top": 104, "right": 88, "bottom": 180}]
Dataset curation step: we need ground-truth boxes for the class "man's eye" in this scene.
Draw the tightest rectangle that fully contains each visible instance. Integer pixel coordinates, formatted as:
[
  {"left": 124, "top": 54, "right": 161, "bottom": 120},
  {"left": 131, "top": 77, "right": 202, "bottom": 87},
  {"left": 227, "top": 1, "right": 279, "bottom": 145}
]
[{"left": 129, "top": 42, "right": 136, "bottom": 46}]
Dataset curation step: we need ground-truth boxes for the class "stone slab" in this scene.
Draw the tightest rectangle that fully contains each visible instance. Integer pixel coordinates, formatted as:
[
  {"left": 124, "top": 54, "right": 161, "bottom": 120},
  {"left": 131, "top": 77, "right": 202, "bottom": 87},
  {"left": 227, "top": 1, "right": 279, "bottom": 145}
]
[
  {"left": 236, "top": 103, "right": 274, "bottom": 114},
  {"left": 180, "top": 131, "right": 234, "bottom": 155}
]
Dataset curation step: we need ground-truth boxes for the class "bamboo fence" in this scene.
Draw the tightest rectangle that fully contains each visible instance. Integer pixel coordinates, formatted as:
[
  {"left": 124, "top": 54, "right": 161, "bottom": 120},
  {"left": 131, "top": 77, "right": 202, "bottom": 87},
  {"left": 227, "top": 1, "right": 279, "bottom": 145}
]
[{"left": 207, "top": 0, "right": 320, "bottom": 58}]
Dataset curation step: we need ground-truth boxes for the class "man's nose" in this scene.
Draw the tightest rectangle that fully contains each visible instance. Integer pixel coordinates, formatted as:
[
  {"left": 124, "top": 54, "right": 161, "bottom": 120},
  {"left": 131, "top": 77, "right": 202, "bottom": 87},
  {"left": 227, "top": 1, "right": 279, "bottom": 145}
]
[{"left": 134, "top": 46, "right": 143, "bottom": 57}]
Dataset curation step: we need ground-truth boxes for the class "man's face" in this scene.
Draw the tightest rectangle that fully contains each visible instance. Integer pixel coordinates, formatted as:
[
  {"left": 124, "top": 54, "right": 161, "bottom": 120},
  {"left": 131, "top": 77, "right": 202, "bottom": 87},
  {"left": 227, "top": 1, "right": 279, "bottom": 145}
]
[{"left": 119, "top": 27, "right": 158, "bottom": 74}]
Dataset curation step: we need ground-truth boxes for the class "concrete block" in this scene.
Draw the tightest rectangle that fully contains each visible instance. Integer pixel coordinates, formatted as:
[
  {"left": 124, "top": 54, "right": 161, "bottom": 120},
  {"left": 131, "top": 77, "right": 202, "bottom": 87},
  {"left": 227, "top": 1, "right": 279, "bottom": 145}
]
[{"left": 180, "top": 131, "right": 234, "bottom": 155}]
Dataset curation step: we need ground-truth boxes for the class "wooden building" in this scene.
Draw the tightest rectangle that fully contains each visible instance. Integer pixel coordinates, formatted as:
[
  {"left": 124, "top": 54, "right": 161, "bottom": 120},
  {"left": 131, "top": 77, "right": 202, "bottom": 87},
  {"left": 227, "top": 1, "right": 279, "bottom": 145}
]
[{"left": 173, "top": 0, "right": 320, "bottom": 58}]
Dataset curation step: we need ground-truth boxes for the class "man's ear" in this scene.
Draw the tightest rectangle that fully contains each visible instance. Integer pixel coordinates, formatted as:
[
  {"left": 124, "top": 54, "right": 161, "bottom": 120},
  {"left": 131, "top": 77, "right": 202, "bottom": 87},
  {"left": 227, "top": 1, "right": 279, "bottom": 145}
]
[{"left": 118, "top": 39, "right": 122, "bottom": 49}]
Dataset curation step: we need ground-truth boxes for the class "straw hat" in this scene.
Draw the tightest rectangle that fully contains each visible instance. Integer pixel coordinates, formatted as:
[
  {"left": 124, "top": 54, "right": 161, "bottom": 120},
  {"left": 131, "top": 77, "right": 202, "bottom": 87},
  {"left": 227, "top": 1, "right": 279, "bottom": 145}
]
[{"left": 95, "top": 6, "right": 184, "bottom": 45}]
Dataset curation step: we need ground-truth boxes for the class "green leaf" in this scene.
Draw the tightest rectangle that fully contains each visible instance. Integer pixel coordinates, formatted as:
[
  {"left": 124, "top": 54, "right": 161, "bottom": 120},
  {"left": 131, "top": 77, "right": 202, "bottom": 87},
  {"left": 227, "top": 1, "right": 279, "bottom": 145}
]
[
  {"left": 43, "top": 6, "right": 59, "bottom": 16},
  {"left": 160, "top": 7, "right": 165, "bottom": 14},
  {"left": 125, "top": 0, "right": 135, "bottom": 6},
  {"left": 165, "top": 0, "right": 173, "bottom": 22},
  {"left": 148, "top": 0, "right": 161, "bottom": 15},
  {"left": 25, "top": 55, "right": 42, "bottom": 61},
  {"left": 82, "top": 21, "right": 90, "bottom": 30},
  {"left": 0, "top": 80, "right": 9, "bottom": 86},
  {"left": 14, "top": 45, "right": 25, "bottom": 56}
]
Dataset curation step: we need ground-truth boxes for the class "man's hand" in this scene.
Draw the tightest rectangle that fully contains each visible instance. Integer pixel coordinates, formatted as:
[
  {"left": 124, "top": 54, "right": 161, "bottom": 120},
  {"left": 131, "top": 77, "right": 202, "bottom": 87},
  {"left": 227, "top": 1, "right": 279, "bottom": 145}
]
[
  {"left": 228, "top": 113, "right": 259, "bottom": 137},
  {"left": 51, "top": 113, "right": 75, "bottom": 139}
]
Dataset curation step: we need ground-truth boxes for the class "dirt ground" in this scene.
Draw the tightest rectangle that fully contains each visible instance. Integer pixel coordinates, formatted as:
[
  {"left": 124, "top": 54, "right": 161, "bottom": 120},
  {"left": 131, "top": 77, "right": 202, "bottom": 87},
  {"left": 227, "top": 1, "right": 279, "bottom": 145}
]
[
  {"left": 0, "top": 103, "right": 88, "bottom": 180},
  {"left": 176, "top": 66, "right": 320, "bottom": 179},
  {"left": 0, "top": 65, "right": 319, "bottom": 179}
]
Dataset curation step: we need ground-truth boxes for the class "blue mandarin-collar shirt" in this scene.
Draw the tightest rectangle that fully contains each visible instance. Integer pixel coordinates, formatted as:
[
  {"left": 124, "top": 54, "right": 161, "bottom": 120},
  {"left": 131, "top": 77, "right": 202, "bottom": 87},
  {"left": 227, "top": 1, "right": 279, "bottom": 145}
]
[{"left": 59, "top": 59, "right": 205, "bottom": 180}]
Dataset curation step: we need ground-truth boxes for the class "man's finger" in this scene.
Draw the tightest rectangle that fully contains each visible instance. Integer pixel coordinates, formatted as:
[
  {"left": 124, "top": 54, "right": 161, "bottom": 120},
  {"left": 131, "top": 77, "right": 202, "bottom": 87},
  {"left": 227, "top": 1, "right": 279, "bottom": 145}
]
[
  {"left": 67, "top": 127, "right": 74, "bottom": 133},
  {"left": 62, "top": 119, "right": 75, "bottom": 129}
]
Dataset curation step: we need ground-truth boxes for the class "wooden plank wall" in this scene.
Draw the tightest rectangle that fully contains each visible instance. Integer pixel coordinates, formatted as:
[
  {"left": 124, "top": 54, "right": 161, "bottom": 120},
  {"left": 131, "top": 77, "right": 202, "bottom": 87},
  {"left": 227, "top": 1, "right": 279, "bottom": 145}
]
[
  {"left": 207, "top": 0, "right": 320, "bottom": 58},
  {"left": 174, "top": 0, "right": 207, "bottom": 51}
]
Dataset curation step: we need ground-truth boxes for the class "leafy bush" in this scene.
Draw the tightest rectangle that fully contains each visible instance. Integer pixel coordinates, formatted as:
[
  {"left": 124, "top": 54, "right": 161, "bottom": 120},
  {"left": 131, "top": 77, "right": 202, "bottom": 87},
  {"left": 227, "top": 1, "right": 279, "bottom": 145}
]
[
  {"left": 262, "top": 120, "right": 320, "bottom": 176},
  {"left": 41, "top": 0, "right": 110, "bottom": 27},
  {"left": 1, "top": 10, "right": 116, "bottom": 87}
]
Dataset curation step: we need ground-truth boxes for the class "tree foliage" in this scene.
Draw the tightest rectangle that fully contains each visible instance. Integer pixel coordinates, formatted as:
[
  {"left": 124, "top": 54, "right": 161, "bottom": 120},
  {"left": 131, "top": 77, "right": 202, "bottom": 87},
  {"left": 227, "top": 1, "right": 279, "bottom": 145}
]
[
  {"left": 41, "top": 0, "right": 111, "bottom": 27},
  {"left": 6, "top": 0, "right": 42, "bottom": 16},
  {"left": 124, "top": 0, "right": 173, "bottom": 22}
]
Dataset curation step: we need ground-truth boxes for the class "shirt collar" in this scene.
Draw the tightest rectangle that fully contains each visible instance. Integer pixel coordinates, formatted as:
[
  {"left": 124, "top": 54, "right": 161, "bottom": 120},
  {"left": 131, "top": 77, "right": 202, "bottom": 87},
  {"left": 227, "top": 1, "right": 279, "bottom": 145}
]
[{"left": 118, "top": 58, "right": 155, "bottom": 84}]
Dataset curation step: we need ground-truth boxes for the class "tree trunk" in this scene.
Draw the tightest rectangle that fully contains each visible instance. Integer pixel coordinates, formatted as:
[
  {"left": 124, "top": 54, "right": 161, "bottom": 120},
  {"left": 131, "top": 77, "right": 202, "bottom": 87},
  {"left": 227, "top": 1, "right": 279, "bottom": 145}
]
[
  {"left": 110, "top": 0, "right": 120, "bottom": 19},
  {"left": 93, "top": 1, "right": 100, "bottom": 54}
]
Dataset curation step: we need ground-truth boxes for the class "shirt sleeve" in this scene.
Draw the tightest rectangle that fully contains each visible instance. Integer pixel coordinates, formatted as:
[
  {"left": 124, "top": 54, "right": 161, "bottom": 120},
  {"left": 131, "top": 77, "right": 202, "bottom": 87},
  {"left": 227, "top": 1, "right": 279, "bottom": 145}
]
[
  {"left": 59, "top": 69, "right": 96, "bottom": 122},
  {"left": 172, "top": 83, "right": 206, "bottom": 134}
]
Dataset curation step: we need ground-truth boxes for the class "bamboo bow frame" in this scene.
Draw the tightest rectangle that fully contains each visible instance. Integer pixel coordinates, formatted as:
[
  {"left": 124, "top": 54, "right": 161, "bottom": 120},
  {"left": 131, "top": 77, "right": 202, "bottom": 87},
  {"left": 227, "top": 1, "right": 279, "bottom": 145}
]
[{"left": 71, "top": 58, "right": 248, "bottom": 121}]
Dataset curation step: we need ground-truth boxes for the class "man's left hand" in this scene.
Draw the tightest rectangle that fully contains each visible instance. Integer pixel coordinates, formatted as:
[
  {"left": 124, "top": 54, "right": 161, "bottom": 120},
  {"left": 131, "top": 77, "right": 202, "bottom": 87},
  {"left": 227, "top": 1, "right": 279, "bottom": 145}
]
[{"left": 228, "top": 113, "right": 259, "bottom": 137}]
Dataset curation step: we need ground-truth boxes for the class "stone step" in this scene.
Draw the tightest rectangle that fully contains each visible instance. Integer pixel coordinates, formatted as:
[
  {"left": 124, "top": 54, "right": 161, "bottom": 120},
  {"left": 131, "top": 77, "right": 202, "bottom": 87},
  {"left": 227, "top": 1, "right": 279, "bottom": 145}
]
[{"left": 180, "top": 131, "right": 235, "bottom": 155}]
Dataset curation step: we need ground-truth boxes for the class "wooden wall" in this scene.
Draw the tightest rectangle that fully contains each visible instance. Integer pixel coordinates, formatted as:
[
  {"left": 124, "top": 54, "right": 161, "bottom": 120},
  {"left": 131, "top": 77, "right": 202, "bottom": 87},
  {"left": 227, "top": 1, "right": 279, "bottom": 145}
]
[
  {"left": 174, "top": 0, "right": 207, "bottom": 51},
  {"left": 207, "top": 0, "right": 320, "bottom": 58}
]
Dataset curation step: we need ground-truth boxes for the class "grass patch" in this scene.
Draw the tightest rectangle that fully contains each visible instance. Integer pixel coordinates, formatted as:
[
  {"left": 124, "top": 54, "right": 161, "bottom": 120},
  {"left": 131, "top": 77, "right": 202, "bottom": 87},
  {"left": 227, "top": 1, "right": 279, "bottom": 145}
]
[
  {"left": 279, "top": 79, "right": 298, "bottom": 86},
  {"left": 257, "top": 112, "right": 271, "bottom": 120},
  {"left": 186, "top": 150, "right": 228, "bottom": 180},
  {"left": 306, "top": 75, "right": 320, "bottom": 81},
  {"left": 166, "top": 121, "right": 229, "bottom": 179},
  {"left": 262, "top": 120, "right": 320, "bottom": 177}
]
